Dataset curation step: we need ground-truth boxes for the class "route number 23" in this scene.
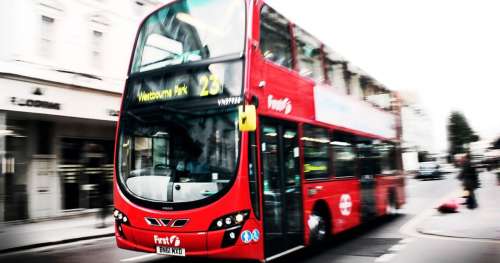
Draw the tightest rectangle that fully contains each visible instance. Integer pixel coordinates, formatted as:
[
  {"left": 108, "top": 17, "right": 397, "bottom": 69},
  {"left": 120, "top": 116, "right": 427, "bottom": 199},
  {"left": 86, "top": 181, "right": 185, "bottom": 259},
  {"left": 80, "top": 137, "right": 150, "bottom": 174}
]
[{"left": 199, "top": 75, "right": 222, "bottom": 97}]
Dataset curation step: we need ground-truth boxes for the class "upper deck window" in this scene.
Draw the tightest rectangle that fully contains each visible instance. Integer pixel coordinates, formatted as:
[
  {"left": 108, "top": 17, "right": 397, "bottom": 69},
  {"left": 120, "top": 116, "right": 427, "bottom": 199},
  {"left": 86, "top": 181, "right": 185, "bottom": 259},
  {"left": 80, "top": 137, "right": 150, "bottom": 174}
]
[
  {"left": 259, "top": 5, "right": 293, "bottom": 69},
  {"left": 294, "top": 26, "right": 323, "bottom": 82},
  {"left": 131, "top": 0, "right": 245, "bottom": 73}
]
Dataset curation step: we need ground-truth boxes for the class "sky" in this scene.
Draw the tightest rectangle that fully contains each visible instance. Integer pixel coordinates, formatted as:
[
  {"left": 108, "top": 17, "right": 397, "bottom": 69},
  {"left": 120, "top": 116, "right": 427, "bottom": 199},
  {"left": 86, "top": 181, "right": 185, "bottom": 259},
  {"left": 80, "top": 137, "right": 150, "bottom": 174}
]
[{"left": 266, "top": 0, "right": 500, "bottom": 152}]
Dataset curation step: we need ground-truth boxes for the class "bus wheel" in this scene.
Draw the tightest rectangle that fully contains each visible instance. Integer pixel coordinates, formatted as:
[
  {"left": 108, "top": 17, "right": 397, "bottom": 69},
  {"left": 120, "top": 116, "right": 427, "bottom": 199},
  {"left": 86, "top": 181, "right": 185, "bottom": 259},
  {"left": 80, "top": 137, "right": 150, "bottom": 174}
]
[{"left": 308, "top": 211, "right": 328, "bottom": 244}]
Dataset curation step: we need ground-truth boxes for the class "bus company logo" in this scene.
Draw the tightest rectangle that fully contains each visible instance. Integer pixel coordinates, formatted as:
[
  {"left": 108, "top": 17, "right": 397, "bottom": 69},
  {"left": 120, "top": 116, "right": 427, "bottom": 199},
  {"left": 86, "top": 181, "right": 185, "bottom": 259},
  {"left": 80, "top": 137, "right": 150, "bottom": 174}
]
[
  {"left": 267, "top": 95, "right": 292, "bottom": 114},
  {"left": 154, "top": 235, "right": 181, "bottom": 247},
  {"left": 339, "top": 194, "right": 352, "bottom": 216}
]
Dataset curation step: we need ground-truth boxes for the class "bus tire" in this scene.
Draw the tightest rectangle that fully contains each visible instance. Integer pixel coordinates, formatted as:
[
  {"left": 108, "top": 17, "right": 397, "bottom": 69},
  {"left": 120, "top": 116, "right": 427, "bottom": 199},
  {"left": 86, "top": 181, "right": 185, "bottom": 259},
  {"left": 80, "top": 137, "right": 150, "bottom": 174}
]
[{"left": 308, "top": 205, "right": 330, "bottom": 245}]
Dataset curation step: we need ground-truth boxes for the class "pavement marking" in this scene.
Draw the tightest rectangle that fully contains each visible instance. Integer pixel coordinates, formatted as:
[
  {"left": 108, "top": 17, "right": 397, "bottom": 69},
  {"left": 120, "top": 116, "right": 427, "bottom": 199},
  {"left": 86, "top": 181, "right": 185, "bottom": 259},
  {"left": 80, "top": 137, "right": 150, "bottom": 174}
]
[
  {"left": 120, "top": 254, "right": 160, "bottom": 262},
  {"left": 374, "top": 253, "right": 396, "bottom": 262},
  {"left": 399, "top": 238, "right": 413, "bottom": 244},
  {"left": 399, "top": 189, "right": 461, "bottom": 237},
  {"left": 388, "top": 244, "right": 406, "bottom": 252},
  {"left": 399, "top": 188, "right": 500, "bottom": 244},
  {"left": 0, "top": 236, "right": 115, "bottom": 256}
]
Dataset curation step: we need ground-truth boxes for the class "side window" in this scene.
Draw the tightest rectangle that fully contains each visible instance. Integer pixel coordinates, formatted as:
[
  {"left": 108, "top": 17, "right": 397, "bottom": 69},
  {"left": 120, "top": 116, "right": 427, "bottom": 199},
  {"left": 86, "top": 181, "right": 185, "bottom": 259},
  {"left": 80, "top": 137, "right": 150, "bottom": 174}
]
[
  {"left": 377, "top": 141, "right": 397, "bottom": 174},
  {"left": 294, "top": 26, "right": 323, "bottom": 82},
  {"left": 356, "top": 138, "right": 381, "bottom": 175},
  {"left": 302, "top": 125, "right": 329, "bottom": 180},
  {"left": 260, "top": 5, "right": 293, "bottom": 69},
  {"left": 331, "top": 132, "right": 356, "bottom": 178}
]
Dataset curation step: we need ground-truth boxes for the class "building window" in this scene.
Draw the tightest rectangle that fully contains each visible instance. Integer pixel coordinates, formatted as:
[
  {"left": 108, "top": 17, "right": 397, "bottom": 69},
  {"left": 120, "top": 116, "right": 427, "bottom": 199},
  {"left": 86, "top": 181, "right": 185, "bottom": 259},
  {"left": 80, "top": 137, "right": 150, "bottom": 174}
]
[
  {"left": 133, "top": 0, "right": 147, "bottom": 16},
  {"left": 37, "top": 0, "right": 64, "bottom": 58},
  {"left": 302, "top": 124, "right": 330, "bottom": 180},
  {"left": 39, "top": 15, "right": 55, "bottom": 57},
  {"left": 89, "top": 14, "right": 110, "bottom": 69},
  {"left": 91, "top": 30, "right": 103, "bottom": 67},
  {"left": 260, "top": 4, "right": 293, "bottom": 69},
  {"left": 294, "top": 26, "right": 323, "bottom": 82}
]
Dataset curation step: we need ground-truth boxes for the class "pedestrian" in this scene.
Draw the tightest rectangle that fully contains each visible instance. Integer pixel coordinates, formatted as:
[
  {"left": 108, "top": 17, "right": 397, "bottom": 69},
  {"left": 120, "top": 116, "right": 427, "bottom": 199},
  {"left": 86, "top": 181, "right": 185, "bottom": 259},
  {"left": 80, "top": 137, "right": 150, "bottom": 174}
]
[
  {"left": 83, "top": 143, "right": 109, "bottom": 228},
  {"left": 458, "top": 153, "right": 479, "bottom": 209}
]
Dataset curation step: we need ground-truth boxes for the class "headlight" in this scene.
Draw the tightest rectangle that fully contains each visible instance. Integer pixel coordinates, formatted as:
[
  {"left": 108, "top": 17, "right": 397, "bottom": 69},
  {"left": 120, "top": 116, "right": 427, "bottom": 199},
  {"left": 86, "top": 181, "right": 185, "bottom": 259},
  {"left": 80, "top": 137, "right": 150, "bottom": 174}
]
[
  {"left": 113, "top": 208, "right": 130, "bottom": 225},
  {"left": 209, "top": 210, "right": 250, "bottom": 231}
]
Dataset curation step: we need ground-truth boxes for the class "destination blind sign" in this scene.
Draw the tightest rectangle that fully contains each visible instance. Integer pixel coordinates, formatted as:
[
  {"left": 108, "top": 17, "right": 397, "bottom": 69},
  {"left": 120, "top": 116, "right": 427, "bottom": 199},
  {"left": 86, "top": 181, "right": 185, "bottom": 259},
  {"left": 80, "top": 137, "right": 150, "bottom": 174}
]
[{"left": 127, "top": 61, "right": 243, "bottom": 107}]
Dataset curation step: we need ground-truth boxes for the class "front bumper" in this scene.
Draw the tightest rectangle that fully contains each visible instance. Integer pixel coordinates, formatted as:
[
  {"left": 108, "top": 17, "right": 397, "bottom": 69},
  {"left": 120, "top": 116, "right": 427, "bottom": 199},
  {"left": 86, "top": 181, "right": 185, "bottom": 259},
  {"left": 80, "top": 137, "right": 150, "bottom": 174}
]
[{"left": 115, "top": 220, "right": 263, "bottom": 260}]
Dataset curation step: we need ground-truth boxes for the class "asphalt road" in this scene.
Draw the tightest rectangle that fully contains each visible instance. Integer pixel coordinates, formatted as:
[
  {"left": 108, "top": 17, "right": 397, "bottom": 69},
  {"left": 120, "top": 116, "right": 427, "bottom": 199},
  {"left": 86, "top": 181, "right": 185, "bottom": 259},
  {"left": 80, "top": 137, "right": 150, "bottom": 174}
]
[{"left": 1, "top": 173, "right": 498, "bottom": 263}]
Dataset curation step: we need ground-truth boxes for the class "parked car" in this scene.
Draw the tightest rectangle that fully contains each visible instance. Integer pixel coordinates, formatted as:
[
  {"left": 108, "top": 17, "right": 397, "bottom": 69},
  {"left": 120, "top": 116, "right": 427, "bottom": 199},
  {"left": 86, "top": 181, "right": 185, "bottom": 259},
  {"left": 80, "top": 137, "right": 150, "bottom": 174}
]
[
  {"left": 438, "top": 163, "right": 459, "bottom": 174},
  {"left": 416, "top": 161, "right": 442, "bottom": 179}
]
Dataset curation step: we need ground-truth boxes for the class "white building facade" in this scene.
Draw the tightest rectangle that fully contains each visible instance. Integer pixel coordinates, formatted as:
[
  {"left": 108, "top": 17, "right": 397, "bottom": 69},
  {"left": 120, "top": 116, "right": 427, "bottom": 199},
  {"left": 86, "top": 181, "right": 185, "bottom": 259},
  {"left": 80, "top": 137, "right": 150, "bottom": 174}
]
[
  {"left": 0, "top": 0, "right": 163, "bottom": 221},
  {"left": 401, "top": 104, "right": 435, "bottom": 154}
]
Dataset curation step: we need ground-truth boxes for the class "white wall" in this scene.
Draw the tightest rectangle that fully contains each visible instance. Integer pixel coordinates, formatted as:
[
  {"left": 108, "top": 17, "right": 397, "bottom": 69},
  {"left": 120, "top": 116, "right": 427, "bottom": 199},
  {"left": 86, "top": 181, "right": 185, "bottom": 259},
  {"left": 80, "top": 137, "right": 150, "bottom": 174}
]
[
  {"left": 401, "top": 105, "right": 435, "bottom": 153},
  {"left": 0, "top": 0, "right": 163, "bottom": 93}
]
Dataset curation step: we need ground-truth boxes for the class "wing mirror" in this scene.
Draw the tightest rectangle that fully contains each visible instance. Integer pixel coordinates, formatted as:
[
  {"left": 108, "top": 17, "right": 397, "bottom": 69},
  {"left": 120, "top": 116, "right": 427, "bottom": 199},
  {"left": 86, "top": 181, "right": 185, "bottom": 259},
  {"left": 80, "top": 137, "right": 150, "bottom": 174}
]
[{"left": 238, "top": 105, "right": 256, "bottom": 132}]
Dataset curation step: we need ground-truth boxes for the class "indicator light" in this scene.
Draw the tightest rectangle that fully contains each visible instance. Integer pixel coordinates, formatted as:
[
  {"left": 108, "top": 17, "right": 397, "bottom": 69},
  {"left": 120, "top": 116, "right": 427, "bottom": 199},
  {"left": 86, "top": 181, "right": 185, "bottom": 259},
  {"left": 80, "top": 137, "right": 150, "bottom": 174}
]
[{"left": 225, "top": 217, "right": 232, "bottom": 225}]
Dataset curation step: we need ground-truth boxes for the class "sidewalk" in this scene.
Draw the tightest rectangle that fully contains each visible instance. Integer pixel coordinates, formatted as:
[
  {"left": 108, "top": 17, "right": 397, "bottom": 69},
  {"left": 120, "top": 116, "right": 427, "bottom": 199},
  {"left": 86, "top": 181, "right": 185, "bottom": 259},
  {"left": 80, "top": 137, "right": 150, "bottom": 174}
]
[
  {"left": 0, "top": 212, "right": 115, "bottom": 253},
  {"left": 417, "top": 170, "right": 500, "bottom": 240}
]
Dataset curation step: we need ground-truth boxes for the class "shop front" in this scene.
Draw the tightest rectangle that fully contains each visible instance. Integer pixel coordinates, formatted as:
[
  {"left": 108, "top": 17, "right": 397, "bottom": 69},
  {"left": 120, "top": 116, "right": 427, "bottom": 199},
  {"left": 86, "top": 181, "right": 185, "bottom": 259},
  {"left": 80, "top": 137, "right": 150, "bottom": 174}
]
[{"left": 0, "top": 75, "right": 120, "bottom": 221}]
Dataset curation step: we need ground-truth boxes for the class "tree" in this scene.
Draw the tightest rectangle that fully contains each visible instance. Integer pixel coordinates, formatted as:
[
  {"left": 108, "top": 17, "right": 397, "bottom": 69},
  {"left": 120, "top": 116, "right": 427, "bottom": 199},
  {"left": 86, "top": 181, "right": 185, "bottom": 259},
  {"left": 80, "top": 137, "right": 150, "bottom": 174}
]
[
  {"left": 493, "top": 137, "right": 500, "bottom": 149},
  {"left": 447, "top": 111, "right": 479, "bottom": 156}
]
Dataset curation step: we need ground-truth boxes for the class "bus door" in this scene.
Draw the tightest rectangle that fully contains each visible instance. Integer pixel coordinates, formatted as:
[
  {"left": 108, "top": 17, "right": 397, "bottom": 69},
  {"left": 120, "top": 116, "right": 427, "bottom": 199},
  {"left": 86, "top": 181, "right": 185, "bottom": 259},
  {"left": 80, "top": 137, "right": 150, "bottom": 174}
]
[
  {"left": 356, "top": 138, "right": 378, "bottom": 222},
  {"left": 260, "top": 118, "right": 303, "bottom": 258}
]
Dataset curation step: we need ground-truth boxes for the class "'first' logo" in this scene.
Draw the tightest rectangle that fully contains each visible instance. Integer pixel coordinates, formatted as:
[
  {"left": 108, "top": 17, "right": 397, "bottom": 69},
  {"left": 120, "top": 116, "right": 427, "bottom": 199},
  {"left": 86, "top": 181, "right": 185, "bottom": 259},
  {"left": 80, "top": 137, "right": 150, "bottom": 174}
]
[
  {"left": 268, "top": 95, "right": 292, "bottom": 114},
  {"left": 154, "top": 235, "right": 181, "bottom": 247}
]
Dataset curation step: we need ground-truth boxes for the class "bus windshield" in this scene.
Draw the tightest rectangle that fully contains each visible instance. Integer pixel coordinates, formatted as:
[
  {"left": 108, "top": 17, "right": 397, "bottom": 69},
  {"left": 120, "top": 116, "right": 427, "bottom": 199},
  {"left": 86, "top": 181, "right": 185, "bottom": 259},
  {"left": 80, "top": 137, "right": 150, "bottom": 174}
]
[
  {"left": 131, "top": 0, "right": 246, "bottom": 73},
  {"left": 118, "top": 108, "right": 239, "bottom": 203}
]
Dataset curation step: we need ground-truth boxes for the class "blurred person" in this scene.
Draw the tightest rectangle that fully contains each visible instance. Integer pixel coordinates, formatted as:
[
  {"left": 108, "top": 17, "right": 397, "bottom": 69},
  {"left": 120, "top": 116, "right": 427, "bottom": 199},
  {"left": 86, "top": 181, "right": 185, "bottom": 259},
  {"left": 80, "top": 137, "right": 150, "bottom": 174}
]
[
  {"left": 458, "top": 153, "right": 479, "bottom": 209},
  {"left": 497, "top": 170, "right": 500, "bottom": 186},
  {"left": 83, "top": 143, "right": 110, "bottom": 228},
  {"left": 496, "top": 159, "right": 500, "bottom": 185}
]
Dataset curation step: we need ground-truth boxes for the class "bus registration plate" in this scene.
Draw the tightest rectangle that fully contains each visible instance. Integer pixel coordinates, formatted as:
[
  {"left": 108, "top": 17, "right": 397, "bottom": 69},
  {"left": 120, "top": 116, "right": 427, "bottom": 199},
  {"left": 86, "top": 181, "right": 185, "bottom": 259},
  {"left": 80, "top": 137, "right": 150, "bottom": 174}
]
[{"left": 156, "top": 246, "right": 185, "bottom": 256}]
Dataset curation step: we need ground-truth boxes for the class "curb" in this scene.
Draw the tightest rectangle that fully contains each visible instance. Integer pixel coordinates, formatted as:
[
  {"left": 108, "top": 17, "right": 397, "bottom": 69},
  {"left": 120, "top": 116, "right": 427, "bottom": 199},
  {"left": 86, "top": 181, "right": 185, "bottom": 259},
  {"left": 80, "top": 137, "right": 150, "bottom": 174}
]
[
  {"left": 0, "top": 209, "right": 112, "bottom": 227},
  {"left": 416, "top": 228, "right": 500, "bottom": 242},
  {"left": 0, "top": 232, "right": 115, "bottom": 254}
]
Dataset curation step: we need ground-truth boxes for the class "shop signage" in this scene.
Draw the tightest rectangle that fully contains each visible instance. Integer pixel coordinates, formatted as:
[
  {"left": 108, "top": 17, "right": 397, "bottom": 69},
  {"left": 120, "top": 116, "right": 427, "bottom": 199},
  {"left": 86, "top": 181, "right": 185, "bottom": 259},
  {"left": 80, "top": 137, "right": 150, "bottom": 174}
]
[
  {"left": 10, "top": 97, "right": 61, "bottom": 110},
  {"left": 0, "top": 78, "right": 121, "bottom": 122}
]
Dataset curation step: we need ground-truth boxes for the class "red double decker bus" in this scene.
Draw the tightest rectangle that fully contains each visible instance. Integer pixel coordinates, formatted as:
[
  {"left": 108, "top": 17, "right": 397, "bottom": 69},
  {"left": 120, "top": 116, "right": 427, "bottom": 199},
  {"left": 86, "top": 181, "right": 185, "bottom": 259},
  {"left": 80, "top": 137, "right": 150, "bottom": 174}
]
[{"left": 113, "top": 0, "right": 405, "bottom": 261}]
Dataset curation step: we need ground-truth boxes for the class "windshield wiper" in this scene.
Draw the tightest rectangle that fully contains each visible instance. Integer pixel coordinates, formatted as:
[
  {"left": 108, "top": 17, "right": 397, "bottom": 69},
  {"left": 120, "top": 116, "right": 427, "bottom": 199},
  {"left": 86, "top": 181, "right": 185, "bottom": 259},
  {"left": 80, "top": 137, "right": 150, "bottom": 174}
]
[
  {"left": 141, "top": 54, "right": 175, "bottom": 69},
  {"left": 126, "top": 110, "right": 144, "bottom": 122}
]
